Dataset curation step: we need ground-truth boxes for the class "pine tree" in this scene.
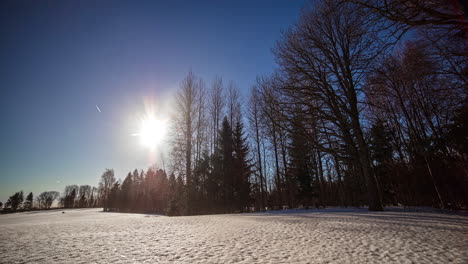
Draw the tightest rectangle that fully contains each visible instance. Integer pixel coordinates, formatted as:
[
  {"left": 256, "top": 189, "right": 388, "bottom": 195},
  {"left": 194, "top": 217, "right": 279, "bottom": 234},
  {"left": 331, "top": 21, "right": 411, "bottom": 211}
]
[
  {"left": 289, "top": 114, "right": 314, "bottom": 207},
  {"left": 176, "top": 174, "right": 188, "bottom": 215},
  {"left": 167, "top": 173, "right": 179, "bottom": 216},
  {"left": 218, "top": 117, "right": 234, "bottom": 212},
  {"left": 108, "top": 181, "right": 121, "bottom": 211},
  {"left": 24, "top": 192, "right": 33, "bottom": 210},
  {"left": 6, "top": 191, "right": 23, "bottom": 211},
  {"left": 232, "top": 121, "right": 252, "bottom": 212},
  {"left": 121, "top": 172, "right": 134, "bottom": 212},
  {"left": 369, "top": 119, "right": 396, "bottom": 205},
  {"left": 369, "top": 119, "right": 393, "bottom": 166}
]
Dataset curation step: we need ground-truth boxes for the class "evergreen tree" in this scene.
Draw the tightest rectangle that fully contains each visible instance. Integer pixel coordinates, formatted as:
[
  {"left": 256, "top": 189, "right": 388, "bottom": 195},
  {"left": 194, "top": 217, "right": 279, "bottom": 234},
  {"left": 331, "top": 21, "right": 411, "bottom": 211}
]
[
  {"left": 232, "top": 121, "right": 252, "bottom": 212},
  {"left": 218, "top": 117, "right": 234, "bottom": 212},
  {"left": 194, "top": 152, "right": 212, "bottom": 213},
  {"left": 289, "top": 114, "right": 314, "bottom": 207},
  {"left": 369, "top": 119, "right": 393, "bottom": 166},
  {"left": 209, "top": 151, "right": 224, "bottom": 212},
  {"left": 167, "top": 173, "right": 179, "bottom": 216},
  {"left": 131, "top": 169, "right": 141, "bottom": 211},
  {"left": 369, "top": 119, "right": 396, "bottom": 205},
  {"left": 155, "top": 169, "right": 169, "bottom": 213},
  {"left": 24, "top": 192, "right": 33, "bottom": 210},
  {"left": 108, "top": 181, "right": 121, "bottom": 211},
  {"left": 176, "top": 174, "right": 187, "bottom": 214},
  {"left": 63, "top": 185, "right": 78, "bottom": 208},
  {"left": 6, "top": 191, "right": 23, "bottom": 211},
  {"left": 120, "top": 172, "right": 134, "bottom": 212}
]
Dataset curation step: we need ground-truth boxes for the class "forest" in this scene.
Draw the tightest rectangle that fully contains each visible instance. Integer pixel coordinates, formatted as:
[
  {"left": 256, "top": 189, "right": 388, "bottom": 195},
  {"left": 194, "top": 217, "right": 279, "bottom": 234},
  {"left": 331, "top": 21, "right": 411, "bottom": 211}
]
[{"left": 2, "top": 0, "right": 467, "bottom": 215}]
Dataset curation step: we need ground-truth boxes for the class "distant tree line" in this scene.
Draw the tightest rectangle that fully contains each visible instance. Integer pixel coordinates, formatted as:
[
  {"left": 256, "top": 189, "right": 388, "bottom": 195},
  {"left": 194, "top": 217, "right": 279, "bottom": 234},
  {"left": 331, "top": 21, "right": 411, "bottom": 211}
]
[
  {"left": 1, "top": 190, "right": 60, "bottom": 213},
  {"left": 59, "top": 184, "right": 100, "bottom": 208},
  {"left": 96, "top": 114, "right": 252, "bottom": 215},
  {"left": 2, "top": 0, "right": 466, "bottom": 215}
]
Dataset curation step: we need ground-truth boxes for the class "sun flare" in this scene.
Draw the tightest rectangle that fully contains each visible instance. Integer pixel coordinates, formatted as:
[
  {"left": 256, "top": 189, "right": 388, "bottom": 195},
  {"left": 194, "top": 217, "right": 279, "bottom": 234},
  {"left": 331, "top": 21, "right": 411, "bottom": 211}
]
[{"left": 134, "top": 115, "right": 167, "bottom": 151}]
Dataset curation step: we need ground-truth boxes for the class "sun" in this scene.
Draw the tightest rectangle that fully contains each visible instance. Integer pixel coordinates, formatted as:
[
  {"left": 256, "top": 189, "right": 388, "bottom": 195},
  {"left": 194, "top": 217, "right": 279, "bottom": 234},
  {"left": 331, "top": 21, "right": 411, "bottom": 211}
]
[{"left": 135, "top": 115, "right": 167, "bottom": 151}]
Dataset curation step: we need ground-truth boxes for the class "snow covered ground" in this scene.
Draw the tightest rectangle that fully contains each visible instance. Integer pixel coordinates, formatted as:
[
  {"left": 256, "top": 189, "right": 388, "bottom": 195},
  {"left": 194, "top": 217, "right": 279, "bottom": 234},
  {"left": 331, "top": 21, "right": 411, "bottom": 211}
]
[{"left": 1, "top": 208, "right": 467, "bottom": 263}]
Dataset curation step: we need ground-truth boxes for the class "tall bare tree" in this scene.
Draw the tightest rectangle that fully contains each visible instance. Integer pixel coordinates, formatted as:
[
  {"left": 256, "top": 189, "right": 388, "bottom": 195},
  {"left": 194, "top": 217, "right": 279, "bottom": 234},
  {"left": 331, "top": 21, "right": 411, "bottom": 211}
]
[
  {"left": 227, "top": 80, "right": 241, "bottom": 129},
  {"left": 274, "top": 0, "right": 400, "bottom": 210},
  {"left": 209, "top": 76, "right": 224, "bottom": 155},
  {"left": 172, "top": 71, "right": 204, "bottom": 214},
  {"left": 98, "top": 169, "right": 115, "bottom": 212},
  {"left": 247, "top": 84, "right": 267, "bottom": 210}
]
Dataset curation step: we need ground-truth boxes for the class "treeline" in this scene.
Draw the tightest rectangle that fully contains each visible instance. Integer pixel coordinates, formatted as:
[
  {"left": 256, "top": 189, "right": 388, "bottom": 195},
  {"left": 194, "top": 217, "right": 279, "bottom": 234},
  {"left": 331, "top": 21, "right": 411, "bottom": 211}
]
[
  {"left": 1, "top": 185, "right": 100, "bottom": 213},
  {"left": 1, "top": 191, "right": 60, "bottom": 213},
  {"left": 158, "top": 0, "right": 467, "bottom": 213},
  {"left": 96, "top": 115, "right": 252, "bottom": 215},
  {"left": 2, "top": 0, "right": 466, "bottom": 215},
  {"left": 59, "top": 185, "right": 100, "bottom": 208}
]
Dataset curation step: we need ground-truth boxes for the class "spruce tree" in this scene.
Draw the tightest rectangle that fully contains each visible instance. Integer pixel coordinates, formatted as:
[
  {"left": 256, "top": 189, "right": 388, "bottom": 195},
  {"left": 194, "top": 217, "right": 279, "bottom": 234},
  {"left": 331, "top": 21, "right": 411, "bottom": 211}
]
[
  {"left": 369, "top": 119, "right": 395, "bottom": 205},
  {"left": 219, "top": 117, "right": 234, "bottom": 212},
  {"left": 6, "top": 191, "right": 23, "bottom": 211},
  {"left": 24, "top": 192, "right": 33, "bottom": 210},
  {"left": 233, "top": 121, "right": 252, "bottom": 212},
  {"left": 289, "top": 114, "right": 313, "bottom": 207},
  {"left": 121, "top": 172, "right": 134, "bottom": 212}
]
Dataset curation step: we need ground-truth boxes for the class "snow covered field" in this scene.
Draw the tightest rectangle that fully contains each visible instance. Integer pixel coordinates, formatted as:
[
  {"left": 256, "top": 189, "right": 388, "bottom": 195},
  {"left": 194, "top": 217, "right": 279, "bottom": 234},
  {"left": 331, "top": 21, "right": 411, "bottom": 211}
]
[{"left": 1, "top": 208, "right": 467, "bottom": 263}]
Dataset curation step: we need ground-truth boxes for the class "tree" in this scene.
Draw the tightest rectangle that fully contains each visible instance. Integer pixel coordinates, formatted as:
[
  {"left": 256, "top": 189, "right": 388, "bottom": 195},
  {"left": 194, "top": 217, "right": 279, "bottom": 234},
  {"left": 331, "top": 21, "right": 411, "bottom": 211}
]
[
  {"left": 36, "top": 191, "right": 59, "bottom": 209},
  {"left": 274, "top": 0, "right": 390, "bottom": 210},
  {"left": 232, "top": 120, "right": 252, "bottom": 212},
  {"left": 167, "top": 173, "right": 180, "bottom": 216},
  {"left": 289, "top": 112, "right": 312, "bottom": 206},
  {"left": 343, "top": 0, "right": 466, "bottom": 29},
  {"left": 209, "top": 76, "right": 224, "bottom": 155},
  {"left": 226, "top": 81, "right": 241, "bottom": 129},
  {"left": 218, "top": 117, "right": 234, "bottom": 212},
  {"left": 108, "top": 181, "right": 121, "bottom": 211},
  {"left": 247, "top": 85, "right": 267, "bottom": 210},
  {"left": 98, "top": 169, "right": 116, "bottom": 212},
  {"left": 365, "top": 41, "right": 466, "bottom": 208},
  {"left": 89, "top": 186, "right": 99, "bottom": 207},
  {"left": 369, "top": 119, "right": 396, "bottom": 205},
  {"left": 78, "top": 185, "right": 92, "bottom": 208},
  {"left": 120, "top": 172, "right": 134, "bottom": 212},
  {"left": 172, "top": 71, "right": 204, "bottom": 214},
  {"left": 24, "top": 192, "right": 33, "bottom": 210},
  {"left": 62, "top": 185, "right": 78, "bottom": 208},
  {"left": 5, "top": 191, "right": 23, "bottom": 211},
  {"left": 167, "top": 174, "right": 187, "bottom": 216}
]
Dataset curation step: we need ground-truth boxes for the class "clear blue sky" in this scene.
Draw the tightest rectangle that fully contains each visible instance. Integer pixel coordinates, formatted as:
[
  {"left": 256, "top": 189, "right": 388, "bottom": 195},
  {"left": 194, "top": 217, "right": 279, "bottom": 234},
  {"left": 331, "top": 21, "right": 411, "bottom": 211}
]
[{"left": 0, "top": 0, "right": 306, "bottom": 203}]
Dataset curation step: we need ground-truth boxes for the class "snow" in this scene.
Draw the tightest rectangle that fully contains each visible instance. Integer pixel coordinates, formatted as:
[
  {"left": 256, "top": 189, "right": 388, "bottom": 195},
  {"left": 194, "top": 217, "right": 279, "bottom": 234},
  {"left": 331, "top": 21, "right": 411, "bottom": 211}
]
[{"left": 1, "top": 208, "right": 467, "bottom": 263}]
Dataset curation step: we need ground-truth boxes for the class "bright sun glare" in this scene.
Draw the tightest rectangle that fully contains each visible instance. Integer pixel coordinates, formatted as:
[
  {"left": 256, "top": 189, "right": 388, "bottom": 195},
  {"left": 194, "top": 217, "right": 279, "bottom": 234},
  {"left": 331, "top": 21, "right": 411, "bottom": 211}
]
[{"left": 134, "top": 114, "right": 167, "bottom": 151}]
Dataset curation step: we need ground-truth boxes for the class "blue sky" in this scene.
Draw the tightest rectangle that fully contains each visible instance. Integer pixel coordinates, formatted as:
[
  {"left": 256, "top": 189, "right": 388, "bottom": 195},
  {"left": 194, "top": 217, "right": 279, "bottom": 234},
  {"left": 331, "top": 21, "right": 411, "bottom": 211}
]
[{"left": 0, "top": 0, "right": 306, "bottom": 202}]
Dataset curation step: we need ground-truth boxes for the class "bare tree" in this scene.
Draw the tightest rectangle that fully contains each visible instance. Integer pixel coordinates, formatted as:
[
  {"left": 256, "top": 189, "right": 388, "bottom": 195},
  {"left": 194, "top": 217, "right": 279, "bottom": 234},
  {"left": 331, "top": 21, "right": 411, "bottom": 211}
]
[
  {"left": 194, "top": 79, "right": 208, "bottom": 168},
  {"left": 365, "top": 41, "right": 465, "bottom": 208},
  {"left": 36, "top": 191, "right": 59, "bottom": 209},
  {"left": 343, "top": 0, "right": 466, "bottom": 29},
  {"left": 98, "top": 169, "right": 116, "bottom": 211},
  {"left": 78, "top": 185, "right": 92, "bottom": 207},
  {"left": 227, "top": 80, "right": 241, "bottom": 129},
  {"left": 247, "top": 84, "right": 267, "bottom": 210},
  {"left": 209, "top": 76, "right": 224, "bottom": 155},
  {"left": 171, "top": 71, "right": 204, "bottom": 214},
  {"left": 274, "top": 0, "right": 399, "bottom": 210}
]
